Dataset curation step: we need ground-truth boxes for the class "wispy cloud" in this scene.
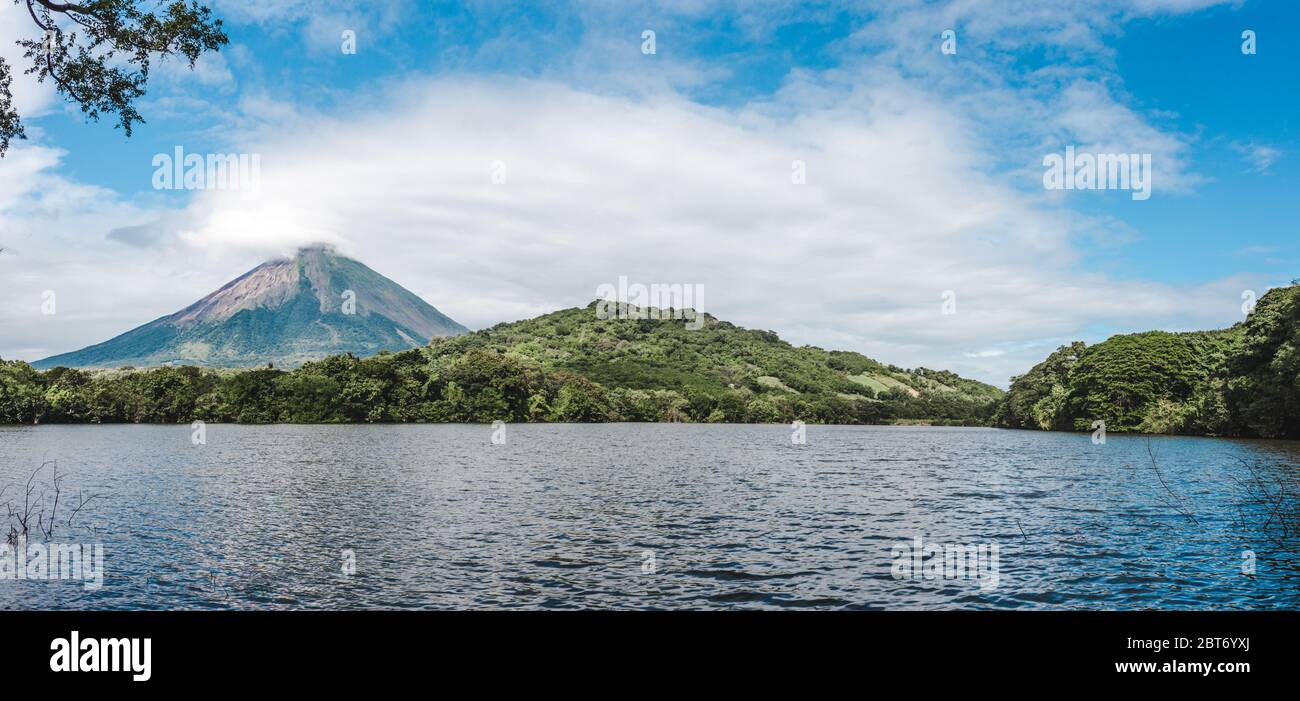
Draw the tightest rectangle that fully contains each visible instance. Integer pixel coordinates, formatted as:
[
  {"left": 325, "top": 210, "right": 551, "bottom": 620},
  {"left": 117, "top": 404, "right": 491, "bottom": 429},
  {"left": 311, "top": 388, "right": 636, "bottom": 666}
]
[
  {"left": 213, "top": 0, "right": 417, "bottom": 52},
  {"left": 1232, "top": 141, "right": 1282, "bottom": 173}
]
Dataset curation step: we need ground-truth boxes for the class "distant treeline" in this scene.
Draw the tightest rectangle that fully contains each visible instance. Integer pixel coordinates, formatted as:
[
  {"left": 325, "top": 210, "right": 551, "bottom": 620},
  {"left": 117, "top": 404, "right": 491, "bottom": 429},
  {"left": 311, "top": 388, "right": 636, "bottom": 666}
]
[
  {"left": 0, "top": 348, "right": 993, "bottom": 425},
  {"left": 993, "top": 283, "right": 1300, "bottom": 439}
]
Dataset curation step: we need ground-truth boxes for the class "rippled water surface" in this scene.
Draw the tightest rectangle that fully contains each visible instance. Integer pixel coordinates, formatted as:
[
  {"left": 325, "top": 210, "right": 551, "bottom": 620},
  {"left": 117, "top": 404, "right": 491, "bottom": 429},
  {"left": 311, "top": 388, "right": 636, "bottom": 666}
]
[{"left": 1, "top": 424, "right": 1298, "bottom": 610}]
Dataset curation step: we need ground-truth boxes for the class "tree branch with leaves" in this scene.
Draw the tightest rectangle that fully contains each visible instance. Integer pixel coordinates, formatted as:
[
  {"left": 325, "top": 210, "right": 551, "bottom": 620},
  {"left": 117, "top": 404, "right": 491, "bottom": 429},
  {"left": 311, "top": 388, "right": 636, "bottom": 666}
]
[{"left": 0, "top": 0, "right": 228, "bottom": 156}]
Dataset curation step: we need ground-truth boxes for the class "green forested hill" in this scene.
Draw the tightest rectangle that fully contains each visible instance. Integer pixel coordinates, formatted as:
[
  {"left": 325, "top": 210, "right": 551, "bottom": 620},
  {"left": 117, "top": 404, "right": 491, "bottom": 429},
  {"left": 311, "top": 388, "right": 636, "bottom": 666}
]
[
  {"left": 995, "top": 283, "right": 1300, "bottom": 438},
  {"left": 1, "top": 302, "right": 1002, "bottom": 425},
  {"left": 428, "top": 302, "right": 1001, "bottom": 405}
]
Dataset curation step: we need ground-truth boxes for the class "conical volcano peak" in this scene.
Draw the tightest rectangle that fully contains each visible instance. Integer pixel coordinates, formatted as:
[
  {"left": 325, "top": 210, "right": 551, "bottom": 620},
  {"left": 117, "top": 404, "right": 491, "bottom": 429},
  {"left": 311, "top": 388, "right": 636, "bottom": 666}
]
[{"left": 34, "top": 251, "right": 468, "bottom": 369}]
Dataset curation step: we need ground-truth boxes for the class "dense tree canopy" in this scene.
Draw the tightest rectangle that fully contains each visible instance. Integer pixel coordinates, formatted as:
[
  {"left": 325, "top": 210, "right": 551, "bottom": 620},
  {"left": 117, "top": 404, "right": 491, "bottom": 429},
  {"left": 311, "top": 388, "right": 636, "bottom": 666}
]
[
  {"left": 991, "top": 341, "right": 1086, "bottom": 431},
  {"left": 1225, "top": 285, "right": 1300, "bottom": 438},
  {"left": 992, "top": 286, "right": 1300, "bottom": 438}
]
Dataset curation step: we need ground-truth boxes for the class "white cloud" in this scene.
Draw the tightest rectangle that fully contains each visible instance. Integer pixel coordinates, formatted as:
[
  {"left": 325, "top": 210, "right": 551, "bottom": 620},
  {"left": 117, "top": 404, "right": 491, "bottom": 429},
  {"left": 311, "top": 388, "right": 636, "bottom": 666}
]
[
  {"left": 154, "top": 50, "right": 235, "bottom": 88},
  {"left": 1232, "top": 141, "right": 1281, "bottom": 174},
  {"left": 840, "top": 0, "right": 1224, "bottom": 199}
]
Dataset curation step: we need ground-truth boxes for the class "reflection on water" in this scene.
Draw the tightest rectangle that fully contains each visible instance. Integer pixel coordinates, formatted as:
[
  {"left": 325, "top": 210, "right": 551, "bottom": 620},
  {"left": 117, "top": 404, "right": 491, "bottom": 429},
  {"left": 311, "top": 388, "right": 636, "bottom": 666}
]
[{"left": 1, "top": 424, "right": 1297, "bottom": 610}]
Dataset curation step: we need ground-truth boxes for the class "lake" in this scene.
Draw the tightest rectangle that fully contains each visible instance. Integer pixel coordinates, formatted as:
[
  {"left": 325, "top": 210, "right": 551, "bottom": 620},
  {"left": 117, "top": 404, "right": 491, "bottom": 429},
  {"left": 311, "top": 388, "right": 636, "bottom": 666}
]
[{"left": 1, "top": 424, "right": 1297, "bottom": 610}]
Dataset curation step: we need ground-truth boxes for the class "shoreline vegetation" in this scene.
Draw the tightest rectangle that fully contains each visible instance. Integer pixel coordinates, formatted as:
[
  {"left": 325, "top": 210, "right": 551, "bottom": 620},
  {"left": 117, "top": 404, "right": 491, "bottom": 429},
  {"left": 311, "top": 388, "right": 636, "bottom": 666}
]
[{"left": 5, "top": 283, "right": 1299, "bottom": 439}]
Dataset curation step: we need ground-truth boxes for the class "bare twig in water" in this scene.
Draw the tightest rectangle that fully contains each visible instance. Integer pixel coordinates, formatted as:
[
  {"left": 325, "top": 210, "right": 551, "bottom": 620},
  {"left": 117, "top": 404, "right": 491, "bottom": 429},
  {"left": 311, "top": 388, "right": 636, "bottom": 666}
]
[
  {"left": 67, "top": 491, "right": 103, "bottom": 529},
  {"left": 39, "top": 463, "right": 63, "bottom": 539},
  {"left": 1015, "top": 518, "right": 1028, "bottom": 542},
  {"left": 9, "top": 461, "right": 51, "bottom": 543},
  {"left": 1143, "top": 438, "right": 1199, "bottom": 526},
  {"left": 1228, "top": 455, "right": 1297, "bottom": 545},
  {"left": 3, "top": 462, "right": 104, "bottom": 543}
]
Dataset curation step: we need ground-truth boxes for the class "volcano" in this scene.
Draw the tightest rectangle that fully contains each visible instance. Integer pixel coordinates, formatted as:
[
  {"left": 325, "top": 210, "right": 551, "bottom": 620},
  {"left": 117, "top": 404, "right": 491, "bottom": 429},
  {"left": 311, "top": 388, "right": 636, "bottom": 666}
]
[{"left": 34, "top": 246, "right": 468, "bottom": 369}]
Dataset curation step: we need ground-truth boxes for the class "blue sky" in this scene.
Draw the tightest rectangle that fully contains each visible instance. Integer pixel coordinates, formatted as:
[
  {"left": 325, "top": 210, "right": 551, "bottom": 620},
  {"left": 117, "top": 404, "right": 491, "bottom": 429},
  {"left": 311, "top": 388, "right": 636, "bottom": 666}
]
[
  {"left": 1098, "top": 1, "right": 1297, "bottom": 284},
  {"left": 2, "top": 0, "right": 1297, "bottom": 385}
]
